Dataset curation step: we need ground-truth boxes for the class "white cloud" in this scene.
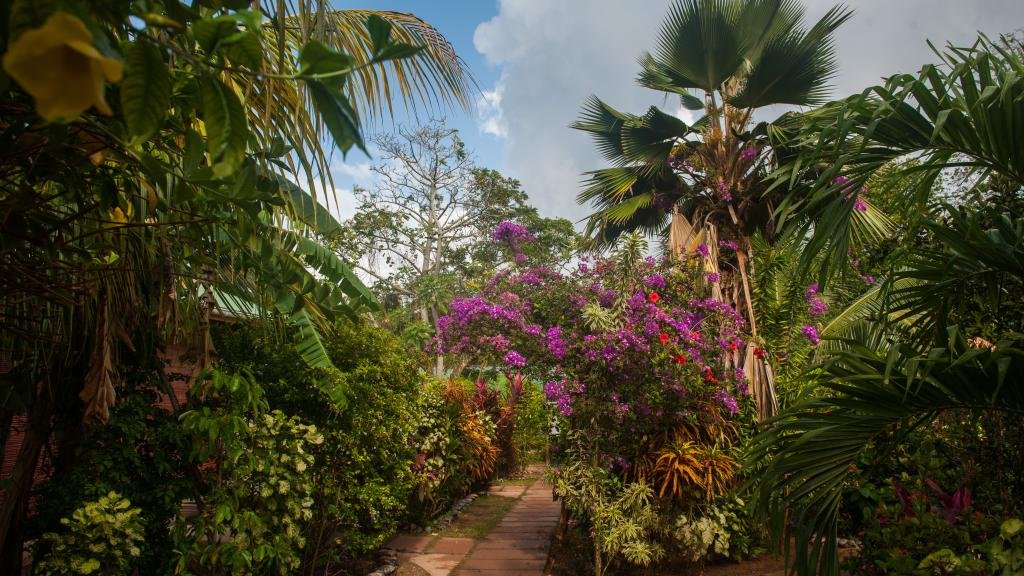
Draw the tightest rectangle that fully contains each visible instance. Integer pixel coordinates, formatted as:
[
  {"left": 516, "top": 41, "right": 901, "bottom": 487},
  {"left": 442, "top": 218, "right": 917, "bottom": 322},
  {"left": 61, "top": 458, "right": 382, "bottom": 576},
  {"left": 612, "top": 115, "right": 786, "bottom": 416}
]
[
  {"left": 474, "top": 0, "right": 1024, "bottom": 222},
  {"left": 478, "top": 77, "right": 508, "bottom": 138},
  {"left": 332, "top": 160, "right": 373, "bottom": 183}
]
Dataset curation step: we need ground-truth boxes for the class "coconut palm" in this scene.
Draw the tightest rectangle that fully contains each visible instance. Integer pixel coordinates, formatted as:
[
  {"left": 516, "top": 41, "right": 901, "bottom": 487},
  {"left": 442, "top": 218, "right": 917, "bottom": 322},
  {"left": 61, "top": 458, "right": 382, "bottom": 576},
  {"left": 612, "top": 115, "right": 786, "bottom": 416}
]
[
  {"left": 572, "top": 0, "right": 891, "bottom": 419},
  {"left": 748, "top": 35, "right": 1024, "bottom": 576}
]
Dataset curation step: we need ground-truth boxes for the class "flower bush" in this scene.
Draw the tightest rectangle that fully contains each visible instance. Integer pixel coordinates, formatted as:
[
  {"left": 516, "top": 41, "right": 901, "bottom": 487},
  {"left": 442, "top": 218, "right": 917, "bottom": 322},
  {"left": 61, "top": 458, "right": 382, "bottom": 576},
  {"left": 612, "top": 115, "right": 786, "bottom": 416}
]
[{"left": 433, "top": 236, "right": 755, "bottom": 571}]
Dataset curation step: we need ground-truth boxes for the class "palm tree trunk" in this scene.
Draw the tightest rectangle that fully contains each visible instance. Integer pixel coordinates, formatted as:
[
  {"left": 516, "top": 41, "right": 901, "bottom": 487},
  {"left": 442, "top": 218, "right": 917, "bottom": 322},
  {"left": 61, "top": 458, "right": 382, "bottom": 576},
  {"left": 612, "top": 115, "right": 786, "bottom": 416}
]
[{"left": 736, "top": 244, "right": 778, "bottom": 419}]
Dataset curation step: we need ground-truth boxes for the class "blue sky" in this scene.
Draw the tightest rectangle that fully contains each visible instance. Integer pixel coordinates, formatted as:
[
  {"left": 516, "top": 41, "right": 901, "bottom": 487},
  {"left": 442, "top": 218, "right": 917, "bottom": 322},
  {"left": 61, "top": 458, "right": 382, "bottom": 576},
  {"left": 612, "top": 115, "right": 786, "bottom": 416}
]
[
  {"left": 330, "top": 0, "right": 505, "bottom": 206},
  {"left": 328, "top": 0, "right": 1024, "bottom": 224}
]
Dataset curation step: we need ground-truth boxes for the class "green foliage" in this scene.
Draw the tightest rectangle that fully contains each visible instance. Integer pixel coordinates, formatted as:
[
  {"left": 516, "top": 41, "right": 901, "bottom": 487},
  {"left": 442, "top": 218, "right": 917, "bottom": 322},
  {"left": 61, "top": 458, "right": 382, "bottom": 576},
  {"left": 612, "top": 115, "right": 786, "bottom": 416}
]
[
  {"left": 213, "top": 319, "right": 422, "bottom": 569},
  {"left": 554, "top": 436, "right": 665, "bottom": 575},
  {"left": 36, "top": 492, "right": 145, "bottom": 576},
  {"left": 989, "top": 518, "right": 1024, "bottom": 576},
  {"left": 30, "top": 373, "right": 192, "bottom": 575},
  {"left": 510, "top": 380, "right": 551, "bottom": 465},
  {"left": 409, "top": 379, "right": 499, "bottom": 522},
  {"left": 750, "top": 36, "right": 1024, "bottom": 576},
  {"left": 174, "top": 371, "right": 322, "bottom": 575}
]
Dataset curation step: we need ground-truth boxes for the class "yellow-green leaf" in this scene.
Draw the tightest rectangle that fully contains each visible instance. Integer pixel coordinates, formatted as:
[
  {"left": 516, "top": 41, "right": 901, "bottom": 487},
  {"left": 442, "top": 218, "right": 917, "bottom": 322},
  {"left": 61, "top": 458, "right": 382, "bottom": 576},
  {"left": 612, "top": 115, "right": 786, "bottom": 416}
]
[
  {"left": 121, "top": 40, "right": 170, "bottom": 142},
  {"left": 198, "top": 75, "right": 247, "bottom": 177}
]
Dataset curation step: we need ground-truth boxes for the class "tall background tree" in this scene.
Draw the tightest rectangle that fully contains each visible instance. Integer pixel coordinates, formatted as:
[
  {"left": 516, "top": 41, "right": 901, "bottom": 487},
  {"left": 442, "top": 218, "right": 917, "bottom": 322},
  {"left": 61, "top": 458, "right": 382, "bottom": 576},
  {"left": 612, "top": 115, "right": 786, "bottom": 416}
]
[{"left": 337, "top": 120, "right": 578, "bottom": 362}]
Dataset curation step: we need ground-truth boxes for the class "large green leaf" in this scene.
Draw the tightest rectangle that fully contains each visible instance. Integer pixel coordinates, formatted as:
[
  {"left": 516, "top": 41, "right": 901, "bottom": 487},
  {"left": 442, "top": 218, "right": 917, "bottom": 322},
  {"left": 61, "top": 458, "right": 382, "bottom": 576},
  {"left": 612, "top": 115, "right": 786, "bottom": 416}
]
[
  {"left": 121, "top": 40, "right": 171, "bottom": 143},
  {"left": 651, "top": 0, "right": 746, "bottom": 92},
  {"left": 271, "top": 175, "right": 344, "bottom": 237},
  {"left": 299, "top": 40, "right": 366, "bottom": 154},
  {"left": 748, "top": 331, "right": 1024, "bottom": 576},
  {"left": 198, "top": 75, "right": 248, "bottom": 177},
  {"left": 728, "top": 5, "right": 852, "bottom": 108}
]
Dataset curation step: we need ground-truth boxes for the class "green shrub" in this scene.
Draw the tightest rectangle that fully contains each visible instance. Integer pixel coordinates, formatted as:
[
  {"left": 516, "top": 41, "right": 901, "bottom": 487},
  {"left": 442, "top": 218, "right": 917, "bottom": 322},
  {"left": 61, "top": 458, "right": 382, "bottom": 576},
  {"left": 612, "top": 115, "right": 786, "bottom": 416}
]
[
  {"left": 408, "top": 379, "right": 481, "bottom": 523},
  {"left": 30, "top": 373, "right": 191, "bottom": 575},
  {"left": 213, "top": 319, "right": 422, "bottom": 569},
  {"left": 173, "top": 370, "right": 321, "bottom": 575},
  {"left": 36, "top": 492, "right": 145, "bottom": 576}
]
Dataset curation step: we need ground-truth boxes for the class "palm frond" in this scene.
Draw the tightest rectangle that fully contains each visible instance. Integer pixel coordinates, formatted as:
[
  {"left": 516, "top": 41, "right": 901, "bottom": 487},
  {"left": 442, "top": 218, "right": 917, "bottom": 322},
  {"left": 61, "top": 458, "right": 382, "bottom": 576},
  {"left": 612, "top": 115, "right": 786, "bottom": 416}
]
[
  {"left": 748, "top": 330, "right": 1024, "bottom": 576},
  {"left": 572, "top": 96, "right": 634, "bottom": 165},
  {"left": 309, "top": 9, "right": 474, "bottom": 121},
  {"left": 728, "top": 5, "right": 851, "bottom": 108},
  {"left": 651, "top": 0, "right": 747, "bottom": 92}
]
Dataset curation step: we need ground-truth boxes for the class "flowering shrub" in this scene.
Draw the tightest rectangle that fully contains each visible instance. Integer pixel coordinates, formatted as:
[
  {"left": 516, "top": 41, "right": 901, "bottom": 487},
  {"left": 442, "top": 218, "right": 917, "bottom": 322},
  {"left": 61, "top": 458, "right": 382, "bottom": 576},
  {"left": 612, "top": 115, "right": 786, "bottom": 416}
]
[
  {"left": 434, "top": 236, "right": 754, "bottom": 570},
  {"left": 433, "top": 250, "right": 749, "bottom": 456}
]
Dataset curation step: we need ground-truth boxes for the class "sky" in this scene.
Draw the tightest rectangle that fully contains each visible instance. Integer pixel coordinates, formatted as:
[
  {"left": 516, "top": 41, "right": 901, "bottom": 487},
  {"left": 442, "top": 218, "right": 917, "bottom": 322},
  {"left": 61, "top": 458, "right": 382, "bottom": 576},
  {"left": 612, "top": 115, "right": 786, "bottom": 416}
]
[{"left": 330, "top": 0, "right": 1024, "bottom": 225}]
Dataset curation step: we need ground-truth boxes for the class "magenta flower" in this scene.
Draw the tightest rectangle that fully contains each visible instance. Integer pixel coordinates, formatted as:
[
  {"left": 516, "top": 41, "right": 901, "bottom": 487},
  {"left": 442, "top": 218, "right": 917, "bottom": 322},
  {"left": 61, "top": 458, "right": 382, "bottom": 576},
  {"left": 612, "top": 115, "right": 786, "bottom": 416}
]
[
  {"left": 808, "top": 298, "right": 829, "bottom": 316},
  {"left": 643, "top": 273, "right": 667, "bottom": 289},
  {"left": 853, "top": 197, "right": 869, "bottom": 212},
  {"left": 717, "top": 178, "right": 732, "bottom": 201},
  {"left": 706, "top": 272, "right": 720, "bottom": 284},
  {"left": 801, "top": 325, "right": 821, "bottom": 345},
  {"left": 503, "top": 350, "right": 527, "bottom": 368},
  {"left": 492, "top": 221, "right": 535, "bottom": 250},
  {"left": 714, "top": 388, "right": 739, "bottom": 415},
  {"left": 740, "top": 146, "right": 758, "bottom": 162},
  {"left": 695, "top": 243, "right": 710, "bottom": 258}
]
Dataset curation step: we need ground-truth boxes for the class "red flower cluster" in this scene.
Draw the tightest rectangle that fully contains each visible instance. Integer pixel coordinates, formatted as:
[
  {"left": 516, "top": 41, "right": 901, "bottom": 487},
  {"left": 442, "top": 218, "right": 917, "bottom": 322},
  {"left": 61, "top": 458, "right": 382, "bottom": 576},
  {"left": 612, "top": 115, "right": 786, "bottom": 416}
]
[
  {"left": 753, "top": 346, "right": 765, "bottom": 359},
  {"left": 673, "top": 354, "right": 687, "bottom": 364},
  {"left": 659, "top": 333, "right": 670, "bottom": 344},
  {"left": 648, "top": 292, "right": 660, "bottom": 303}
]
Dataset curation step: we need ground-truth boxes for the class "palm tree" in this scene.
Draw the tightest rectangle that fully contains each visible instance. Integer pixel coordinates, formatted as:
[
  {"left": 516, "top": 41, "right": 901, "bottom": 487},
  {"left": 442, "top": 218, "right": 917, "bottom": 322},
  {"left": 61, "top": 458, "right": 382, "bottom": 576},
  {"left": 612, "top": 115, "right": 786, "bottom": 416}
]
[
  {"left": 573, "top": 0, "right": 880, "bottom": 419},
  {"left": 748, "top": 35, "right": 1024, "bottom": 576}
]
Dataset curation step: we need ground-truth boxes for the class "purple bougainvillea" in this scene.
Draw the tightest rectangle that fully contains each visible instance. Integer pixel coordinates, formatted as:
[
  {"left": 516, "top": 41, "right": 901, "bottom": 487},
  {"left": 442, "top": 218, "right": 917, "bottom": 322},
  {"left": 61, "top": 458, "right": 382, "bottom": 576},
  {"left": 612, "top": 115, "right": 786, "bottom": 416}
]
[{"left": 491, "top": 221, "right": 535, "bottom": 250}]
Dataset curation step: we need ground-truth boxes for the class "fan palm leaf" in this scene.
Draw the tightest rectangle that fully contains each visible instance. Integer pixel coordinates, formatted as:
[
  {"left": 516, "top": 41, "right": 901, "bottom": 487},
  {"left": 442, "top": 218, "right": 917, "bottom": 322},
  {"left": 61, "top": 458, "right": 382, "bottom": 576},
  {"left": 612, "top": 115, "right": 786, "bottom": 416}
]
[{"left": 748, "top": 329, "right": 1024, "bottom": 576}]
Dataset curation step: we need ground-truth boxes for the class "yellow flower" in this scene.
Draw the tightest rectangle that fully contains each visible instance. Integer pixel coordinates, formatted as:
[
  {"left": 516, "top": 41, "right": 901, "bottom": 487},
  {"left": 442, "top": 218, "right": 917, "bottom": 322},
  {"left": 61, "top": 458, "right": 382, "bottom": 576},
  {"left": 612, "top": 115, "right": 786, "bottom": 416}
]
[{"left": 2, "top": 12, "right": 123, "bottom": 122}]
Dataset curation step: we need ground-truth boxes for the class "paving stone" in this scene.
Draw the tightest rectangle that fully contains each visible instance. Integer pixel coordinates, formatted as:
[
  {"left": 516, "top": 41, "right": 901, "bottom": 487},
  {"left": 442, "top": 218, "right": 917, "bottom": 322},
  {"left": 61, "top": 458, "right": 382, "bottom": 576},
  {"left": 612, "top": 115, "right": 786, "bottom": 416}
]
[
  {"left": 385, "top": 534, "right": 435, "bottom": 553},
  {"left": 410, "top": 553, "right": 463, "bottom": 576},
  {"left": 459, "top": 558, "right": 546, "bottom": 571},
  {"left": 453, "top": 478, "right": 560, "bottom": 576},
  {"left": 431, "top": 537, "right": 476, "bottom": 555},
  {"left": 487, "top": 485, "right": 528, "bottom": 498}
]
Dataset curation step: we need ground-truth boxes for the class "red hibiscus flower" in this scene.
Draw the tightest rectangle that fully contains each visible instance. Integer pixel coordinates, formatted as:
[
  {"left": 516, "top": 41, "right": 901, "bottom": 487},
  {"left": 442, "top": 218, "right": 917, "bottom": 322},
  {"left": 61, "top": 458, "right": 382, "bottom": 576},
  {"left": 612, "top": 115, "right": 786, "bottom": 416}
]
[
  {"left": 673, "top": 354, "right": 687, "bottom": 364},
  {"left": 753, "top": 347, "right": 765, "bottom": 359},
  {"left": 648, "top": 292, "right": 660, "bottom": 303},
  {"left": 659, "top": 333, "right": 670, "bottom": 344},
  {"left": 729, "top": 340, "right": 738, "bottom": 351}
]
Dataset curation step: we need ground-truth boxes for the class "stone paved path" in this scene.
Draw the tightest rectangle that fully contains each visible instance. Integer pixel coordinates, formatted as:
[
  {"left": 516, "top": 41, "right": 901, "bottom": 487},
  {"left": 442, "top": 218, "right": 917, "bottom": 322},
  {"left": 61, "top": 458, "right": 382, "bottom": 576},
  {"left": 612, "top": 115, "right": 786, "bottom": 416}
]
[
  {"left": 454, "top": 479, "right": 559, "bottom": 576},
  {"left": 386, "top": 475, "right": 560, "bottom": 576}
]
